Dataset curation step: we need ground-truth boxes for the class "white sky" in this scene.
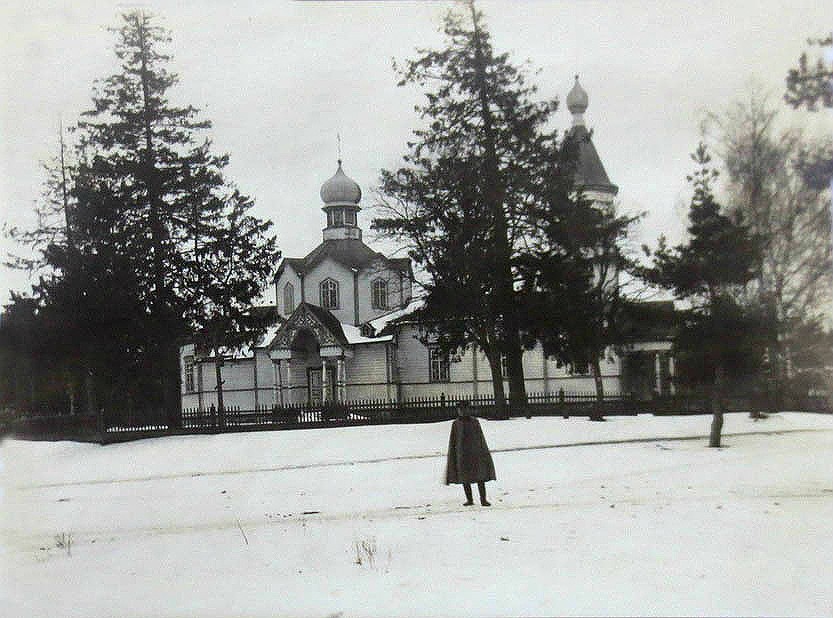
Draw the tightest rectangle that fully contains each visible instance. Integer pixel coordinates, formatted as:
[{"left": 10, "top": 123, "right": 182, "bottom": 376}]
[{"left": 1, "top": 0, "right": 831, "bottom": 308}]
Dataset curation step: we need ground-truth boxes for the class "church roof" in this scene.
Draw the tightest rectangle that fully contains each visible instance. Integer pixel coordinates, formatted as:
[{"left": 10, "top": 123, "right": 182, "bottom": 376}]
[
  {"left": 276, "top": 238, "right": 412, "bottom": 279},
  {"left": 268, "top": 302, "right": 394, "bottom": 350},
  {"left": 304, "top": 302, "right": 350, "bottom": 346},
  {"left": 268, "top": 302, "right": 350, "bottom": 349},
  {"left": 570, "top": 124, "right": 618, "bottom": 195},
  {"left": 565, "top": 76, "right": 618, "bottom": 196},
  {"left": 341, "top": 322, "right": 394, "bottom": 344},
  {"left": 368, "top": 296, "right": 425, "bottom": 335}
]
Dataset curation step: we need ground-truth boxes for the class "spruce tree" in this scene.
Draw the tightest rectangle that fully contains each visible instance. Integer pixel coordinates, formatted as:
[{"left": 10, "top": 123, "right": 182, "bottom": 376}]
[
  {"left": 5, "top": 11, "right": 278, "bottom": 427},
  {"left": 519, "top": 186, "right": 639, "bottom": 418},
  {"left": 183, "top": 189, "right": 280, "bottom": 426},
  {"left": 646, "top": 143, "right": 764, "bottom": 447},
  {"left": 72, "top": 11, "right": 275, "bottom": 426},
  {"left": 374, "top": 0, "right": 579, "bottom": 415}
]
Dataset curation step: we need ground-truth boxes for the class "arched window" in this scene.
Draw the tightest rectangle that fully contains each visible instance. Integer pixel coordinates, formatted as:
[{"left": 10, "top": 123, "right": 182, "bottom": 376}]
[
  {"left": 371, "top": 278, "right": 388, "bottom": 310},
  {"left": 320, "top": 278, "right": 339, "bottom": 309},
  {"left": 283, "top": 283, "right": 294, "bottom": 315},
  {"left": 184, "top": 356, "right": 195, "bottom": 393}
]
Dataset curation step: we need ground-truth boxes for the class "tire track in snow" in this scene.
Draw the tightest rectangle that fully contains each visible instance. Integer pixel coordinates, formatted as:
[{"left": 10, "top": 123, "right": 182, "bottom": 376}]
[
  {"left": 10, "top": 488, "right": 832, "bottom": 556},
  {"left": 14, "top": 428, "right": 826, "bottom": 490}
]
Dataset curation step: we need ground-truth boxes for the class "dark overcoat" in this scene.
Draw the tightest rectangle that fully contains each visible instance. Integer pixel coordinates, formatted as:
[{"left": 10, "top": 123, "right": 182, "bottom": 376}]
[{"left": 445, "top": 415, "right": 496, "bottom": 485}]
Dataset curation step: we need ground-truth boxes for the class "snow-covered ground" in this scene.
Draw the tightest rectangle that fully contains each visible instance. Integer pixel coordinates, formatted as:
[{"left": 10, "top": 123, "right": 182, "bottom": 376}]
[{"left": 2, "top": 412, "right": 832, "bottom": 617}]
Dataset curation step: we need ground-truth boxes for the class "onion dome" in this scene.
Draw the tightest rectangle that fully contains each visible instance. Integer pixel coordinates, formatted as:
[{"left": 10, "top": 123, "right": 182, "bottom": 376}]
[
  {"left": 320, "top": 160, "right": 362, "bottom": 205},
  {"left": 566, "top": 74, "right": 589, "bottom": 116}
]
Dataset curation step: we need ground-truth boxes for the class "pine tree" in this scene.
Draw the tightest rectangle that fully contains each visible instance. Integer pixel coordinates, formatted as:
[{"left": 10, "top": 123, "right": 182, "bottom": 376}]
[
  {"left": 72, "top": 11, "right": 271, "bottom": 426},
  {"left": 785, "top": 33, "right": 833, "bottom": 111},
  {"left": 4, "top": 125, "right": 77, "bottom": 273},
  {"left": 374, "top": 0, "right": 580, "bottom": 415},
  {"left": 182, "top": 189, "right": 280, "bottom": 426},
  {"left": 646, "top": 143, "right": 764, "bottom": 446},
  {"left": 785, "top": 34, "right": 833, "bottom": 192},
  {"left": 518, "top": 150, "right": 640, "bottom": 417},
  {"left": 6, "top": 11, "right": 278, "bottom": 427}
]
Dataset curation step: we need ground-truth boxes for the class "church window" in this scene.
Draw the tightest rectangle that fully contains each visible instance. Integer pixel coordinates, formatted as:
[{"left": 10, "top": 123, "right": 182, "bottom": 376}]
[
  {"left": 571, "top": 360, "right": 590, "bottom": 376},
  {"left": 429, "top": 346, "right": 450, "bottom": 383},
  {"left": 500, "top": 353, "right": 509, "bottom": 378},
  {"left": 345, "top": 209, "right": 356, "bottom": 226},
  {"left": 371, "top": 278, "right": 388, "bottom": 309},
  {"left": 332, "top": 209, "right": 344, "bottom": 226},
  {"left": 283, "top": 283, "right": 294, "bottom": 314},
  {"left": 320, "top": 278, "right": 339, "bottom": 309},
  {"left": 184, "top": 356, "right": 195, "bottom": 393}
]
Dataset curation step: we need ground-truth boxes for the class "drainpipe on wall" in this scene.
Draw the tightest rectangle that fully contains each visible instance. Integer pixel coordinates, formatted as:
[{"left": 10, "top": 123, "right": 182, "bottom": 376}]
[{"left": 352, "top": 268, "right": 359, "bottom": 325}]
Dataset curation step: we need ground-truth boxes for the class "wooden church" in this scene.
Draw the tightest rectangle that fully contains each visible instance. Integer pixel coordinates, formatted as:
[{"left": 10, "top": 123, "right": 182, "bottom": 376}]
[{"left": 180, "top": 78, "right": 676, "bottom": 412}]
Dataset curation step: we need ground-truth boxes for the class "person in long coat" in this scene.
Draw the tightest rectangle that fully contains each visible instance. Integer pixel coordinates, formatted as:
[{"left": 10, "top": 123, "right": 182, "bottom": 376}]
[{"left": 445, "top": 400, "right": 495, "bottom": 506}]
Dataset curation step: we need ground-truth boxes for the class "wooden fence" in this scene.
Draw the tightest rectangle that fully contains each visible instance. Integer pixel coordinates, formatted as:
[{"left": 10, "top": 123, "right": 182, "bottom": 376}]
[
  {"left": 180, "top": 390, "right": 641, "bottom": 431},
  {"left": 3, "top": 390, "right": 830, "bottom": 443}
]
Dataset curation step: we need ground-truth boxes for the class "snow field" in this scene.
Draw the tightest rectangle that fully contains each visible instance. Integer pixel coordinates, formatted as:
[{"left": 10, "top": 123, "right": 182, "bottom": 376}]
[{"left": 2, "top": 412, "right": 832, "bottom": 617}]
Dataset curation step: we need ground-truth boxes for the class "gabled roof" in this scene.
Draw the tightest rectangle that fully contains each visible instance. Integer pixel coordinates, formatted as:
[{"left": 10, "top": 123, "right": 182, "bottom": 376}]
[
  {"left": 341, "top": 322, "right": 394, "bottom": 345},
  {"left": 368, "top": 296, "right": 426, "bottom": 335},
  {"left": 268, "top": 302, "right": 396, "bottom": 350},
  {"left": 270, "top": 302, "right": 349, "bottom": 349},
  {"left": 571, "top": 125, "right": 618, "bottom": 195},
  {"left": 276, "top": 238, "right": 412, "bottom": 280},
  {"left": 304, "top": 303, "right": 349, "bottom": 345}
]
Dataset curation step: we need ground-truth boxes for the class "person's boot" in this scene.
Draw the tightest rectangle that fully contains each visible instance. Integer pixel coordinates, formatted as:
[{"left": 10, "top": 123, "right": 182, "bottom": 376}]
[
  {"left": 478, "top": 482, "right": 491, "bottom": 507},
  {"left": 463, "top": 484, "right": 474, "bottom": 506}
]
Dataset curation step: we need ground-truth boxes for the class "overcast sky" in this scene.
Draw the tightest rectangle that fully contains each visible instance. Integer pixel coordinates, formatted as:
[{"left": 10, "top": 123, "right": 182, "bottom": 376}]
[{"left": 1, "top": 1, "right": 831, "bottom": 308}]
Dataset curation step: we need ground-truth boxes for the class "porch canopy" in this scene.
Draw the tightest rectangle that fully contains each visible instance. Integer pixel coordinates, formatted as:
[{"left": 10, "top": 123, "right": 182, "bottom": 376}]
[{"left": 267, "top": 302, "right": 392, "bottom": 405}]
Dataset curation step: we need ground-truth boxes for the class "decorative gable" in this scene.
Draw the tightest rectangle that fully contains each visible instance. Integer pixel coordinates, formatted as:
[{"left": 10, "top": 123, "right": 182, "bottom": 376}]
[{"left": 269, "top": 302, "right": 348, "bottom": 350}]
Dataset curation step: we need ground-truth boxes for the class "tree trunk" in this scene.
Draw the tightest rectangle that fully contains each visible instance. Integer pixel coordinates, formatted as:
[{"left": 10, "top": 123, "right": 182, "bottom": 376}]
[
  {"left": 709, "top": 407, "right": 724, "bottom": 448},
  {"left": 709, "top": 368, "right": 726, "bottom": 448},
  {"left": 86, "top": 369, "right": 102, "bottom": 438},
  {"left": 485, "top": 351, "right": 508, "bottom": 419},
  {"left": 214, "top": 351, "right": 225, "bottom": 429},
  {"left": 138, "top": 17, "right": 178, "bottom": 430},
  {"left": 164, "top": 344, "right": 182, "bottom": 429},
  {"left": 505, "top": 333, "right": 527, "bottom": 415},
  {"left": 468, "top": 2, "right": 527, "bottom": 418},
  {"left": 589, "top": 356, "right": 606, "bottom": 422},
  {"left": 66, "top": 372, "right": 76, "bottom": 416}
]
